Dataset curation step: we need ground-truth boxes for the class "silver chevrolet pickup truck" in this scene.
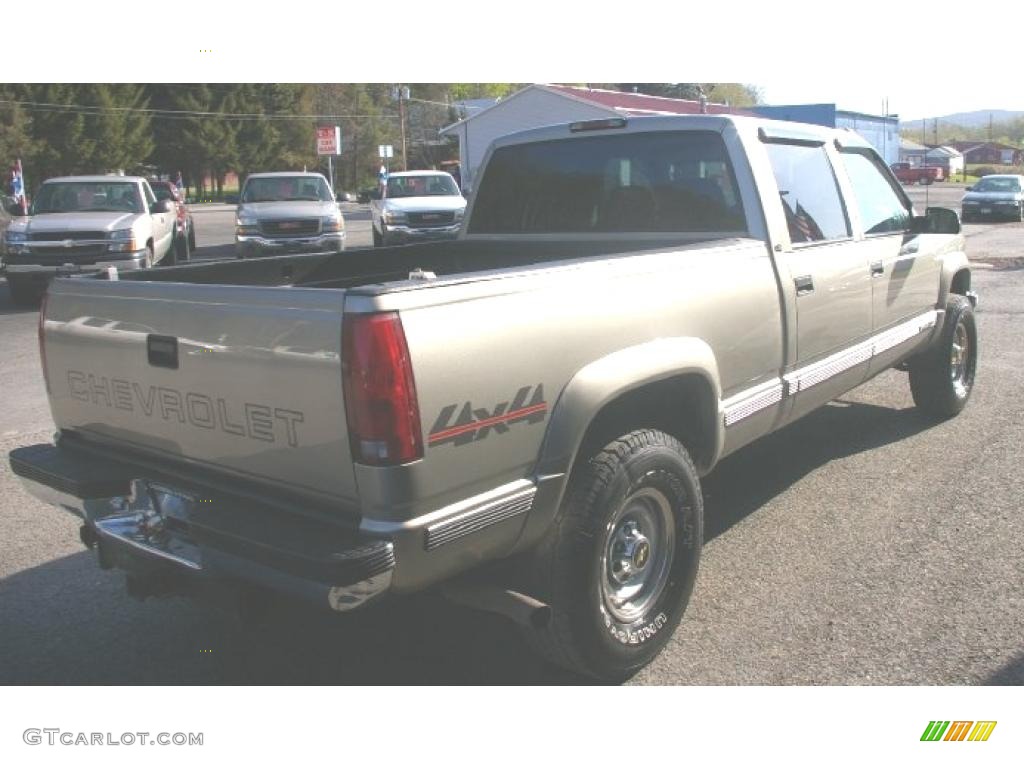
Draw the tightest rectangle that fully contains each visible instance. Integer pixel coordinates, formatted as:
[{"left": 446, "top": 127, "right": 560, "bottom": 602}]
[{"left": 10, "top": 115, "right": 977, "bottom": 680}]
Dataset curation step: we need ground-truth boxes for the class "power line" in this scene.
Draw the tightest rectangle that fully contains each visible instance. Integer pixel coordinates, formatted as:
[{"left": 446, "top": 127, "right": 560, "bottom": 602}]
[{"left": 0, "top": 99, "right": 399, "bottom": 122}]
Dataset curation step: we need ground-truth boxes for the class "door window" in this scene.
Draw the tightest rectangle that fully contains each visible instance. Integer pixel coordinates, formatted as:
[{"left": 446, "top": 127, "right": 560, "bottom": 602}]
[
  {"left": 839, "top": 150, "right": 911, "bottom": 235},
  {"left": 765, "top": 143, "right": 850, "bottom": 245}
]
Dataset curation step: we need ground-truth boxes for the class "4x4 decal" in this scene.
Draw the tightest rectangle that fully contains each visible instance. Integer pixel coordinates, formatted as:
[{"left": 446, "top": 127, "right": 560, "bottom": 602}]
[{"left": 428, "top": 384, "right": 547, "bottom": 447}]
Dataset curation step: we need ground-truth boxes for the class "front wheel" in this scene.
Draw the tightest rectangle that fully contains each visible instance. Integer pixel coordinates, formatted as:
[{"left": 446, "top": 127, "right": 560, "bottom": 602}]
[
  {"left": 909, "top": 295, "right": 977, "bottom": 418},
  {"left": 522, "top": 429, "right": 703, "bottom": 681}
]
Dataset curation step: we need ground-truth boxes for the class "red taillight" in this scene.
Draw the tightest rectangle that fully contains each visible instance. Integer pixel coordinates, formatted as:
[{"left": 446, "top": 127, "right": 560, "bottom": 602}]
[
  {"left": 38, "top": 290, "right": 51, "bottom": 394},
  {"left": 342, "top": 312, "right": 423, "bottom": 466}
]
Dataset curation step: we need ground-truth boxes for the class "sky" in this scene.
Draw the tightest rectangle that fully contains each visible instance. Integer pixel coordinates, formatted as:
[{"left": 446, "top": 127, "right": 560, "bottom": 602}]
[{"left": 8, "top": 1, "right": 1024, "bottom": 123}]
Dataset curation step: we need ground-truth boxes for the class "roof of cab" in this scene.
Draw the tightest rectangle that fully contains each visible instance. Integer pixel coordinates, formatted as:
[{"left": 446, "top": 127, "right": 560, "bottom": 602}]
[
  {"left": 244, "top": 171, "right": 328, "bottom": 179},
  {"left": 42, "top": 175, "right": 147, "bottom": 184},
  {"left": 489, "top": 114, "right": 861, "bottom": 151}
]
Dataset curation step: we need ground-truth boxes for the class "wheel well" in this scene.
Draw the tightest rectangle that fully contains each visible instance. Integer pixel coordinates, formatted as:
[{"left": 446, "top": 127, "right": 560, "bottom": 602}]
[
  {"left": 573, "top": 375, "right": 717, "bottom": 475},
  {"left": 950, "top": 268, "right": 971, "bottom": 296}
]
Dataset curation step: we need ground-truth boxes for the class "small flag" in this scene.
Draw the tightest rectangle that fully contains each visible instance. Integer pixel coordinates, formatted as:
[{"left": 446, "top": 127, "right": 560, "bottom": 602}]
[{"left": 11, "top": 159, "right": 27, "bottom": 215}]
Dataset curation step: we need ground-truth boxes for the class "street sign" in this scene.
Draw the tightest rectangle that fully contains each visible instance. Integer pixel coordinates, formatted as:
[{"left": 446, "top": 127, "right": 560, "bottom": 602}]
[
  {"left": 378, "top": 145, "right": 394, "bottom": 159},
  {"left": 317, "top": 126, "right": 341, "bottom": 156}
]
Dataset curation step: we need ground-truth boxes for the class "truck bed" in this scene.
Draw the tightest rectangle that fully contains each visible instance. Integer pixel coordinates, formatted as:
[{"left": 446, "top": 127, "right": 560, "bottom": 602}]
[{"left": 110, "top": 237, "right": 731, "bottom": 291}]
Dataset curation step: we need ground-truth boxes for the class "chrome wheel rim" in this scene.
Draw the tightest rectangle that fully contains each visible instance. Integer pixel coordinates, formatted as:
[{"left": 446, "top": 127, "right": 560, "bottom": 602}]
[
  {"left": 950, "top": 321, "right": 970, "bottom": 398},
  {"left": 600, "top": 487, "right": 675, "bottom": 624}
]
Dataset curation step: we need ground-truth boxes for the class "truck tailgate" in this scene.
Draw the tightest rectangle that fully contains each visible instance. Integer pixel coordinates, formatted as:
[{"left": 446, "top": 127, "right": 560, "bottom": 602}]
[{"left": 41, "top": 278, "right": 358, "bottom": 507}]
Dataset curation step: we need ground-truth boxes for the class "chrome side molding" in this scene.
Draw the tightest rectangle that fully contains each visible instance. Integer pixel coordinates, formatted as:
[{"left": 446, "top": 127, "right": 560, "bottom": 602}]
[
  {"left": 725, "top": 310, "right": 940, "bottom": 425},
  {"left": 722, "top": 379, "right": 784, "bottom": 427},
  {"left": 425, "top": 484, "right": 537, "bottom": 551}
]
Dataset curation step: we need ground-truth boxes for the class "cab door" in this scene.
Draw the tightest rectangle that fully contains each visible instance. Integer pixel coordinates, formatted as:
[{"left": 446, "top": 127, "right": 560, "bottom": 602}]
[
  {"left": 763, "top": 137, "right": 874, "bottom": 422},
  {"left": 835, "top": 147, "right": 942, "bottom": 374}
]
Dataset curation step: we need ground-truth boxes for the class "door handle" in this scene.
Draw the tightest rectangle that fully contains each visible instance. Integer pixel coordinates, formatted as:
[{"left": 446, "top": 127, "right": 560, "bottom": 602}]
[
  {"left": 898, "top": 243, "right": 919, "bottom": 258},
  {"left": 870, "top": 260, "right": 885, "bottom": 278},
  {"left": 794, "top": 275, "right": 814, "bottom": 296}
]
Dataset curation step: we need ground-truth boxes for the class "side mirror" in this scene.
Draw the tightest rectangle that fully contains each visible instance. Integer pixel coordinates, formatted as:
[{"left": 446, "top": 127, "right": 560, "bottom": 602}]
[
  {"left": 224, "top": 194, "right": 239, "bottom": 205},
  {"left": 964, "top": 185, "right": 974, "bottom": 191},
  {"left": 912, "top": 207, "right": 961, "bottom": 235},
  {"left": 150, "top": 199, "right": 174, "bottom": 214},
  {"left": 5, "top": 202, "right": 22, "bottom": 216},
  {"left": 370, "top": 190, "right": 382, "bottom": 201}
]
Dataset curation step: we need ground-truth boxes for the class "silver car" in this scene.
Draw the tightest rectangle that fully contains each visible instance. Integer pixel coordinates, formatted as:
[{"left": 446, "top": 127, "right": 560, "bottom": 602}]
[{"left": 235, "top": 172, "right": 345, "bottom": 258}]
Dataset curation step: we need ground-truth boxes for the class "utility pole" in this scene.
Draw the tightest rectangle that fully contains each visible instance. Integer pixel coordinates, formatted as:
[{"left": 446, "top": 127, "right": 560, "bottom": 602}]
[{"left": 393, "top": 85, "right": 410, "bottom": 171}]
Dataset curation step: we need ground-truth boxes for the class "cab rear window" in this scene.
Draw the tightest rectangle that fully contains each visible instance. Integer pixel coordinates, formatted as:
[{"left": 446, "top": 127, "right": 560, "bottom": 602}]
[{"left": 468, "top": 131, "right": 746, "bottom": 234}]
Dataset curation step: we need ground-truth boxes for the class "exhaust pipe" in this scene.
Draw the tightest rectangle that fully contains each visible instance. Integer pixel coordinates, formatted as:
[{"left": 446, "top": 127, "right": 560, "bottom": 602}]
[{"left": 441, "top": 581, "right": 552, "bottom": 630}]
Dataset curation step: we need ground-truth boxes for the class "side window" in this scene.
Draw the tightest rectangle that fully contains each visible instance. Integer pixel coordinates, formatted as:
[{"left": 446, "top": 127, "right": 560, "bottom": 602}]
[
  {"left": 765, "top": 142, "right": 850, "bottom": 244},
  {"left": 142, "top": 183, "right": 156, "bottom": 207},
  {"left": 839, "top": 150, "right": 911, "bottom": 235}
]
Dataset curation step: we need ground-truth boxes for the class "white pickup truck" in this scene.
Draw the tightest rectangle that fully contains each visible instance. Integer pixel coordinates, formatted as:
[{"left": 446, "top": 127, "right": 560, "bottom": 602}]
[
  {"left": 370, "top": 170, "right": 466, "bottom": 246},
  {"left": 2, "top": 175, "right": 176, "bottom": 305}
]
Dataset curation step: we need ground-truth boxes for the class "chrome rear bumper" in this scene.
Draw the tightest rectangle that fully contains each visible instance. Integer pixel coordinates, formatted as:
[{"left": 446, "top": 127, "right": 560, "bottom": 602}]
[{"left": 10, "top": 443, "right": 393, "bottom": 612}]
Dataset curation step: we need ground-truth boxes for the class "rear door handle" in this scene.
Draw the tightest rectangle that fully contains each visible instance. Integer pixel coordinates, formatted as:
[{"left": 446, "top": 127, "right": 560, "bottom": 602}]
[
  {"left": 871, "top": 260, "right": 885, "bottom": 278},
  {"left": 794, "top": 275, "right": 814, "bottom": 296}
]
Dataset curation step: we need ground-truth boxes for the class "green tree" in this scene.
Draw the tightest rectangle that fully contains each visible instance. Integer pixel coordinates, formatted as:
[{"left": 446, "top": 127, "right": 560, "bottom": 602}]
[
  {"left": 20, "top": 84, "right": 96, "bottom": 181},
  {"left": 0, "top": 85, "right": 36, "bottom": 175},
  {"left": 80, "top": 84, "right": 154, "bottom": 174}
]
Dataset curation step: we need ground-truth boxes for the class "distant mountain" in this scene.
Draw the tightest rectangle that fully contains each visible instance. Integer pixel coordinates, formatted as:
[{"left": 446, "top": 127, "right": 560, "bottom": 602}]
[{"left": 904, "top": 110, "right": 1024, "bottom": 131}]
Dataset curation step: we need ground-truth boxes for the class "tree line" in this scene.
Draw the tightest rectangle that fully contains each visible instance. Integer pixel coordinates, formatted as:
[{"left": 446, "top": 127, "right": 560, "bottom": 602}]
[
  {"left": 0, "top": 83, "right": 762, "bottom": 197},
  {"left": 901, "top": 117, "right": 1024, "bottom": 150}
]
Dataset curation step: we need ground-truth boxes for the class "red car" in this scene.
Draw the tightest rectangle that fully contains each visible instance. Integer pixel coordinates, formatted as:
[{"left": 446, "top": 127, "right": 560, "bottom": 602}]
[
  {"left": 890, "top": 162, "right": 945, "bottom": 185},
  {"left": 148, "top": 180, "right": 195, "bottom": 259}
]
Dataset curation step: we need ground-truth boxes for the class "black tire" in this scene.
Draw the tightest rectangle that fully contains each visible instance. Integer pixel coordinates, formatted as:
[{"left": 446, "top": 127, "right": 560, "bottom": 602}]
[
  {"left": 7, "top": 277, "right": 44, "bottom": 307},
  {"left": 188, "top": 223, "right": 196, "bottom": 252},
  {"left": 908, "top": 294, "right": 977, "bottom": 418},
  {"left": 522, "top": 429, "right": 703, "bottom": 681},
  {"left": 372, "top": 226, "right": 382, "bottom": 247},
  {"left": 174, "top": 228, "right": 190, "bottom": 264},
  {"left": 143, "top": 244, "right": 154, "bottom": 269}
]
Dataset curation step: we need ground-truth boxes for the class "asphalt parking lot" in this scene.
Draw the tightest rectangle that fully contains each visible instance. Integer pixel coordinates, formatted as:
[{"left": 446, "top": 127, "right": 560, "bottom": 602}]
[{"left": 1, "top": 196, "right": 1022, "bottom": 684}]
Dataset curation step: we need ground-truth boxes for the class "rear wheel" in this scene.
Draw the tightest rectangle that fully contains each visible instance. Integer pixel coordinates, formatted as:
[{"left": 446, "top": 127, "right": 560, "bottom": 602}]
[
  {"left": 174, "top": 228, "right": 191, "bottom": 264},
  {"left": 188, "top": 223, "right": 196, "bottom": 251},
  {"left": 521, "top": 429, "right": 703, "bottom": 681},
  {"left": 909, "top": 294, "right": 977, "bottom": 418}
]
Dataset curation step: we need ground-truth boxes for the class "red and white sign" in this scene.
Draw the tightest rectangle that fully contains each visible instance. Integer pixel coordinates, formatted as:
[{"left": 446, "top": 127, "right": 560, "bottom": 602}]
[{"left": 316, "top": 126, "right": 341, "bottom": 156}]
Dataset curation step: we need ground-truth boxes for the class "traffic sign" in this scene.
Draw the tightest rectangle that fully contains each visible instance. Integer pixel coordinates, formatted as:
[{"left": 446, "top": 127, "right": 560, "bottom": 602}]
[{"left": 317, "top": 126, "right": 341, "bottom": 155}]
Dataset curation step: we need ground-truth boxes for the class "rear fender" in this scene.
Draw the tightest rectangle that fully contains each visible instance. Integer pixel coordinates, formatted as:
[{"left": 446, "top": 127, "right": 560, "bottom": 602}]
[{"left": 516, "top": 337, "right": 721, "bottom": 551}]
